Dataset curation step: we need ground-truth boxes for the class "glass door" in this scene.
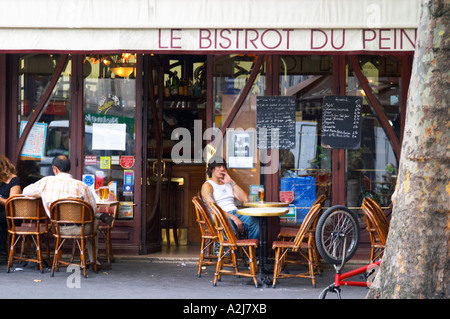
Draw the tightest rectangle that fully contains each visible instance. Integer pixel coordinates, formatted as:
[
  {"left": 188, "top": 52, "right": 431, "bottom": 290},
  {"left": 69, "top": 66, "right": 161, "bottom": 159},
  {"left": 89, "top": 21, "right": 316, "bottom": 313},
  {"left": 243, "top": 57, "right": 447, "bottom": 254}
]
[{"left": 82, "top": 53, "right": 137, "bottom": 218}]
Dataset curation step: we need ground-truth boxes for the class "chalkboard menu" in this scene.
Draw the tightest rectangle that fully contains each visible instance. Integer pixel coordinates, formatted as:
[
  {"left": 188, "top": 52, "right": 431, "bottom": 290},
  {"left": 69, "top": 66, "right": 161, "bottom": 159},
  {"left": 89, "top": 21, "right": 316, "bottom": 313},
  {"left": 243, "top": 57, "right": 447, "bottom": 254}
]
[
  {"left": 321, "top": 96, "right": 363, "bottom": 149},
  {"left": 257, "top": 96, "right": 295, "bottom": 149}
]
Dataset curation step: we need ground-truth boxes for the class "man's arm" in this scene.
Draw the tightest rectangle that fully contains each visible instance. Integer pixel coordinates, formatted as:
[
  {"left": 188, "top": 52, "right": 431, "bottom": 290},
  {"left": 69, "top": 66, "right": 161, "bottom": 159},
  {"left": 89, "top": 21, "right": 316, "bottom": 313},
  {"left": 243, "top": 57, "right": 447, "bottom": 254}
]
[
  {"left": 200, "top": 182, "right": 215, "bottom": 208},
  {"left": 22, "top": 179, "right": 43, "bottom": 198},
  {"left": 82, "top": 184, "right": 98, "bottom": 213},
  {"left": 221, "top": 173, "right": 248, "bottom": 204}
]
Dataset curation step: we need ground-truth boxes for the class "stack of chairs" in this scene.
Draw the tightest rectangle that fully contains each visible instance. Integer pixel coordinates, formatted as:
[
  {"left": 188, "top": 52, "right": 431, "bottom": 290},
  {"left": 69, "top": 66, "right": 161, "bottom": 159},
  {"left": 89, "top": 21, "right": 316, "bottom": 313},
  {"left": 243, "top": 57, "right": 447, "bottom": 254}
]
[{"left": 361, "top": 198, "right": 390, "bottom": 263}]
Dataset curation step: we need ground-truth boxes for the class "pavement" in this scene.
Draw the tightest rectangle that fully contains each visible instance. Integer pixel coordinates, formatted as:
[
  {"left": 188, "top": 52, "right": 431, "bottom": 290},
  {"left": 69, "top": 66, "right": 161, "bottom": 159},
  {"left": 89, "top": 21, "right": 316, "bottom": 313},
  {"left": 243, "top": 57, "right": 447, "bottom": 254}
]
[{"left": 0, "top": 253, "right": 372, "bottom": 302}]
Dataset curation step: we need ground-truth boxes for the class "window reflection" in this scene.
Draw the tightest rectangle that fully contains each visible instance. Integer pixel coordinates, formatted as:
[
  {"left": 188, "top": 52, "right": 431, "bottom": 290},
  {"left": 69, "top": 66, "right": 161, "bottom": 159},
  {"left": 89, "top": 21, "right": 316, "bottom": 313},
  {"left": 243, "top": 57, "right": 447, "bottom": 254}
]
[
  {"left": 278, "top": 55, "right": 333, "bottom": 218},
  {"left": 83, "top": 54, "right": 137, "bottom": 215},
  {"left": 346, "top": 56, "right": 400, "bottom": 208},
  {"left": 17, "top": 54, "right": 71, "bottom": 188},
  {"left": 212, "top": 54, "right": 265, "bottom": 193}
]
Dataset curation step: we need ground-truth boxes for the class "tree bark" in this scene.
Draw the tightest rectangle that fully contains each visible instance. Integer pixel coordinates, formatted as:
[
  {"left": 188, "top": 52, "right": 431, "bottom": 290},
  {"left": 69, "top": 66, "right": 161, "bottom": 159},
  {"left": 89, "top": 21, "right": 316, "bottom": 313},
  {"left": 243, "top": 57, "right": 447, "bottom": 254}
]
[{"left": 367, "top": 0, "right": 450, "bottom": 299}]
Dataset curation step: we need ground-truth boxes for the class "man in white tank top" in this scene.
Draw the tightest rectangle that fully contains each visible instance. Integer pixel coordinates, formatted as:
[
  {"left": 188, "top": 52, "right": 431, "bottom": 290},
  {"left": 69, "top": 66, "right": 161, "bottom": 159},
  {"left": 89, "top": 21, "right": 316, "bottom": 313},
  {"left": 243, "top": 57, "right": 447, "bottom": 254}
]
[{"left": 201, "top": 157, "right": 259, "bottom": 240}]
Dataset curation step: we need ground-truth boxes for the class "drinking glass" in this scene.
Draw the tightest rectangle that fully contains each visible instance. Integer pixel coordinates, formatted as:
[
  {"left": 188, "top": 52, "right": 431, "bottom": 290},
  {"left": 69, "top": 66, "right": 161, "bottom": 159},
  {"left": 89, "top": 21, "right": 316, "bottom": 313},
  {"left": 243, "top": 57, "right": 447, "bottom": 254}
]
[
  {"left": 258, "top": 186, "right": 264, "bottom": 203},
  {"left": 99, "top": 186, "right": 109, "bottom": 202}
]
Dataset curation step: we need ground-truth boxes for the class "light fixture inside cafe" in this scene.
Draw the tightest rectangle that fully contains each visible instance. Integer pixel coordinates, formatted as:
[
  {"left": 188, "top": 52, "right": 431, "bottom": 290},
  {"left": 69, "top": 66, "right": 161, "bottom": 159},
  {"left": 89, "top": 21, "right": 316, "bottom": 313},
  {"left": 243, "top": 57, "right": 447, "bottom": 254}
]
[{"left": 110, "top": 53, "right": 135, "bottom": 78}]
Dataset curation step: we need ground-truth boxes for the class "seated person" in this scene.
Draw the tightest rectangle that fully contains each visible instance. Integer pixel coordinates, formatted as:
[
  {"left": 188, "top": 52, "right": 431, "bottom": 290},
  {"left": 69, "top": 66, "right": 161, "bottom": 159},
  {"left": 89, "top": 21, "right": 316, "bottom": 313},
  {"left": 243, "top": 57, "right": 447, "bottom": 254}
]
[
  {"left": 201, "top": 156, "right": 259, "bottom": 240},
  {"left": 0, "top": 155, "right": 22, "bottom": 255},
  {"left": 23, "top": 155, "right": 113, "bottom": 265}
]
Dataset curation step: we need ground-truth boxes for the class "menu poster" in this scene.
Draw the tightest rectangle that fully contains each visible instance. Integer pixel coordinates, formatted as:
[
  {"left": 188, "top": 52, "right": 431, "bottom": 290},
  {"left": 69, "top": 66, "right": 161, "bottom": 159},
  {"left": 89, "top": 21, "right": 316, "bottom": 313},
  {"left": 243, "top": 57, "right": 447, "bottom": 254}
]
[
  {"left": 321, "top": 96, "right": 363, "bottom": 149},
  {"left": 257, "top": 96, "right": 295, "bottom": 149},
  {"left": 92, "top": 123, "right": 126, "bottom": 151},
  {"left": 19, "top": 121, "right": 48, "bottom": 159},
  {"left": 226, "top": 130, "right": 255, "bottom": 169}
]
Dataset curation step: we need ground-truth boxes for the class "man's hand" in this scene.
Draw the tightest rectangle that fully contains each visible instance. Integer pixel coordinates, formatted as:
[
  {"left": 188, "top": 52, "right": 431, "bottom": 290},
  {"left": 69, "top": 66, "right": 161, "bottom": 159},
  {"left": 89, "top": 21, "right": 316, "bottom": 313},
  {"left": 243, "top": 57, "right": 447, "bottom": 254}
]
[
  {"left": 228, "top": 213, "right": 245, "bottom": 233},
  {"left": 220, "top": 172, "right": 233, "bottom": 185}
]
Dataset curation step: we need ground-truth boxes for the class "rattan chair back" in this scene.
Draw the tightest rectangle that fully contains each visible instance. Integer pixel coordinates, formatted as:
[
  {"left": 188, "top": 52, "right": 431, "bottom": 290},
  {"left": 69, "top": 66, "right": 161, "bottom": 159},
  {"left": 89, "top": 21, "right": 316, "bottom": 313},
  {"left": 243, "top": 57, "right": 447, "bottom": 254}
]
[
  {"left": 292, "top": 204, "right": 322, "bottom": 248},
  {"left": 5, "top": 195, "right": 50, "bottom": 273},
  {"left": 363, "top": 197, "right": 389, "bottom": 231},
  {"left": 362, "top": 203, "right": 388, "bottom": 246},
  {"left": 50, "top": 198, "right": 95, "bottom": 239}
]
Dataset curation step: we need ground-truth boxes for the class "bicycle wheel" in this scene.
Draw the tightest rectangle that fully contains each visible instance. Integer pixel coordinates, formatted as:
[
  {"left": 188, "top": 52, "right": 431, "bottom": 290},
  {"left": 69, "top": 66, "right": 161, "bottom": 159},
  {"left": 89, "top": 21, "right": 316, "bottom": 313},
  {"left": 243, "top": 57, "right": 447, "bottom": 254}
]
[{"left": 315, "top": 205, "right": 360, "bottom": 264}]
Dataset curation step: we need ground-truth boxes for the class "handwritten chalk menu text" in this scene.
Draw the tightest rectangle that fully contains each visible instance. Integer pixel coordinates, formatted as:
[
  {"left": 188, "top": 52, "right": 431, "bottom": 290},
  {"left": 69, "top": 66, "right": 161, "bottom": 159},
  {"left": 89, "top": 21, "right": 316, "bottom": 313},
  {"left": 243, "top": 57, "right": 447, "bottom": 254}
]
[
  {"left": 257, "top": 96, "right": 295, "bottom": 149},
  {"left": 321, "top": 96, "right": 363, "bottom": 149}
]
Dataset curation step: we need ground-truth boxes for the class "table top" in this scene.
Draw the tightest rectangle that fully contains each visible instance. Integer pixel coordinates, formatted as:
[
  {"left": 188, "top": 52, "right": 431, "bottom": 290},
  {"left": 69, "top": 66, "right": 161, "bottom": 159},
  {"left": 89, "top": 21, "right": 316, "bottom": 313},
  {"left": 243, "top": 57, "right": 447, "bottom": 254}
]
[
  {"left": 96, "top": 200, "right": 119, "bottom": 207},
  {"left": 237, "top": 207, "right": 289, "bottom": 217},
  {"left": 243, "top": 201, "right": 289, "bottom": 208}
]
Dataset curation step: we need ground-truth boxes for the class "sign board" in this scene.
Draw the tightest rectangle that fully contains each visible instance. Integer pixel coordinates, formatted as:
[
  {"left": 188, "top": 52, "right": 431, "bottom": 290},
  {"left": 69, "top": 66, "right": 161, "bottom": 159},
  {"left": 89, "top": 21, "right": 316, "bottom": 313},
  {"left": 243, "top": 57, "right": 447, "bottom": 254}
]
[
  {"left": 279, "top": 191, "right": 294, "bottom": 204},
  {"left": 19, "top": 121, "right": 48, "bottom": 159},
  {"left": 226, "top": 130, "right": 255, "bottom": 169},
  {"left": 257, "top": 96, "right": 295, "bottom": 149},
  {"left": 321, "top": 96, "right": 363, "bottom": 149}
]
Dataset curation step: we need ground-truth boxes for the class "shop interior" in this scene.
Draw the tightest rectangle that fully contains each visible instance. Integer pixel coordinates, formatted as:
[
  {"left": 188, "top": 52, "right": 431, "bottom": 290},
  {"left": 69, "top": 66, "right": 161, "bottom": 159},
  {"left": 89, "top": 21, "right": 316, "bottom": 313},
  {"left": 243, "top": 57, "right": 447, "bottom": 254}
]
[{"left": 14, "top": 52, "right": 402, "bottom": 259}]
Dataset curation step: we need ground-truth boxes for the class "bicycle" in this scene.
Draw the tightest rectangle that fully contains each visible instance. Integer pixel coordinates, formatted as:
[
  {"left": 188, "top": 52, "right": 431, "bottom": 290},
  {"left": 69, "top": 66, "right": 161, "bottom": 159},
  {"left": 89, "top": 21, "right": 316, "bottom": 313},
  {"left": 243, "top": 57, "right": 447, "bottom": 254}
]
[{"left": 315, "top": 205, "right": 381, "bottom": 299}]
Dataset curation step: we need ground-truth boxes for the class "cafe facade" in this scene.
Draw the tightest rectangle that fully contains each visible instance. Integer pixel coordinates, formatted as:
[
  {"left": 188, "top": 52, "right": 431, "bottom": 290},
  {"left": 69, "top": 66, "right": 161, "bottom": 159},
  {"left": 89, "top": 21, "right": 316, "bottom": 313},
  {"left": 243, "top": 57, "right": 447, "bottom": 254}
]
[{"left": 0, "top": 0, "right": 419, "bottom": 256}]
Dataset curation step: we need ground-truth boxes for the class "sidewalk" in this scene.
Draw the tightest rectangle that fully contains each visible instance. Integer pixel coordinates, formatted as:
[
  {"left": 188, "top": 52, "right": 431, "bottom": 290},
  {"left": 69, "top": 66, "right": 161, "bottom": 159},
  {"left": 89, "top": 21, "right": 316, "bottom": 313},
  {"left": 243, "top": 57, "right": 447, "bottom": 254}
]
[{"left": 0, "top": 254, "right": 371, "bottom": 300}]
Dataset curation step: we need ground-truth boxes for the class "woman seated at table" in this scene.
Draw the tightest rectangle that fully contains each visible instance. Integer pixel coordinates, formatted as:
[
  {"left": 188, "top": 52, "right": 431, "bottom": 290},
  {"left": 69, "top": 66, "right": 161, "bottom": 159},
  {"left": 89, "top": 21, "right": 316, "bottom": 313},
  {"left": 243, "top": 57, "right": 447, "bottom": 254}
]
[
  {"left": 0, "top": 155, "right": 22, "bottom": 255},
  {"left": 201, "top": 156, "right": 259, "bottom": 240}
]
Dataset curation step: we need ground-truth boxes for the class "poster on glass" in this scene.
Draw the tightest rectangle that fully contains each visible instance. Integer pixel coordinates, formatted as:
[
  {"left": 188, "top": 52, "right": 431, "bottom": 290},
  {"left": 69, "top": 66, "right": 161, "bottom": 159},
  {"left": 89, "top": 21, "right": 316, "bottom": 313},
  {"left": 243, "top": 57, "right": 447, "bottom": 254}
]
[{"left": 226, "top": 129, "right": 255, "bottom": 169}]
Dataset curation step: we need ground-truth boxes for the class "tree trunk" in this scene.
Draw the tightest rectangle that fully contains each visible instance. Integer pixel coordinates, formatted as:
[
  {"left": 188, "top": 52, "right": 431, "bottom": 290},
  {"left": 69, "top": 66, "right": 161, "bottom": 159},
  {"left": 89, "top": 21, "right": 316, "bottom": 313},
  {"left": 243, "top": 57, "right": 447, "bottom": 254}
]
[{"left": 367, "top": 0, "right": 450, "bottom": 299}]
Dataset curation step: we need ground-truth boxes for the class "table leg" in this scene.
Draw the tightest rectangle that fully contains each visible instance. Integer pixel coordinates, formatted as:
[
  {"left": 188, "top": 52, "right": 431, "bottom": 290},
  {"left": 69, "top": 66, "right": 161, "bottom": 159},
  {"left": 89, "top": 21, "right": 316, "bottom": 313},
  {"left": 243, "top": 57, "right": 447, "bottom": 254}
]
[
  {"left": 259, "top": 217, "right": 265, "bottom": 268},
  {"left": 256, "top": 217, "right": 273, "bottom": 287}
]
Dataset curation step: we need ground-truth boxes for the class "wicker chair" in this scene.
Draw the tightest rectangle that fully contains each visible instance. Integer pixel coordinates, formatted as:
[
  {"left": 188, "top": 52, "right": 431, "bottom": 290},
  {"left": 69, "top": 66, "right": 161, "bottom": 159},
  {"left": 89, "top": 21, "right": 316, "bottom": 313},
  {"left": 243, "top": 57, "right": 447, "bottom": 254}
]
[
  {"left": 49, "top": 198, "right": 97, "bottom": 277},
  {"left": 97, "top": 191, "right": 119, "bottom": 266},
  {"left": 362, "top": 202, "right": 389, "bottom": 263},
  {"left": 277, "top": 194, "right": 326, "bottom": 241},
  {"left": 272, "top": 203, "right": 322, "bottom": 288},
  {"left": 276, "top": 194, "right": 326, "bottom": 273},
  {"left": 209, "top": 202, "right": 259, "bottom": 288},
  {"left": 363, "top": 197, "right": 390, "bottom": 231},
  {"left": 5, "top": 195, "right": 50, "bottom": 273},
  {"left": 192, "top": 194, "right": 219, "bottom": 277}
]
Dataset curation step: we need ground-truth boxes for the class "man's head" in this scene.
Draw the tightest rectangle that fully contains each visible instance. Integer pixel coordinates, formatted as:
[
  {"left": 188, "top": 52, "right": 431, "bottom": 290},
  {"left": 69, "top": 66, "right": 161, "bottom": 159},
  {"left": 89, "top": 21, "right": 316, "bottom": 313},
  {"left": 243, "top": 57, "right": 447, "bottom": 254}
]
[
  {"left": 206, "top": 156, "right": 227, "bottom": 178},
  {"left": 52, "top": 155, "right": 71, "bottom": 175}
]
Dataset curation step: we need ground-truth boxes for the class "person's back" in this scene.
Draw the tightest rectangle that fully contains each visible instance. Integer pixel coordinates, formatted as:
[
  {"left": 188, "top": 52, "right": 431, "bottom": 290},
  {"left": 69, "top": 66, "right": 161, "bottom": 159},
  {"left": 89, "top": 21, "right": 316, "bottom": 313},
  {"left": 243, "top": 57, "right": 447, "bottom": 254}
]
[
  {"left": 23, "top": 155, "right": 96, "bottom": 217},
  {"left": 22, "top": 155, "right": 110, "bottom": 266},
  {"left": 28, "top": 173, "right": 96, "bottom": 216}
]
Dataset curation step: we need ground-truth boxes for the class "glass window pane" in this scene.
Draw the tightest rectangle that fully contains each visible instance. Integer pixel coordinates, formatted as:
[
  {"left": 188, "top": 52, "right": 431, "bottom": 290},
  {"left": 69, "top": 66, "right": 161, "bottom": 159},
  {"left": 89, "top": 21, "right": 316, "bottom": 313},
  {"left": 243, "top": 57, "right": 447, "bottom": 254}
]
[
  {"left": 278, "top": 55, "right": 333, "bottom": 221},
  {"left": 83, "top": 54, "right": 137, "bottom": 215},
  {"left": 17, "top": 54, "right": 71, "bottom": 188},
  {"left": 147, "top": 55, "right": 207, "bottom": 161},
  {"left": 212, "top": 55, "right": 265, "bottom": 191},
  {"left": 346, "top": 56, "right": 400, "bottom": 208}
]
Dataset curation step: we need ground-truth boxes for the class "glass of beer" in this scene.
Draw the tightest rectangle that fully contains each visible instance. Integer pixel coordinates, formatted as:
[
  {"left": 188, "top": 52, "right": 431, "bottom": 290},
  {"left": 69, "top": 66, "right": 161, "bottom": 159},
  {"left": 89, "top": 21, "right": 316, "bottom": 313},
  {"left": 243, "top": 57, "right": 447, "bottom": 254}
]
[
  {"left": 99, "top": 186, "right": 109, "bottom": 202},
  {"left": 258, "top": 186, "right": 264, "bottom": 203}
]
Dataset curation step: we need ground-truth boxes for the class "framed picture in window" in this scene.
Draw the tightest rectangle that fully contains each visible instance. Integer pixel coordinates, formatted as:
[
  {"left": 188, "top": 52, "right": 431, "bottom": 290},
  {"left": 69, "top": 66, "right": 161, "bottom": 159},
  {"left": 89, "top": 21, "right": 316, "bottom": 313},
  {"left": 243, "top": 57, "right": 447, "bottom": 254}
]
[{"left": 226, "top": 129, "right": 255, "bottom": 169}]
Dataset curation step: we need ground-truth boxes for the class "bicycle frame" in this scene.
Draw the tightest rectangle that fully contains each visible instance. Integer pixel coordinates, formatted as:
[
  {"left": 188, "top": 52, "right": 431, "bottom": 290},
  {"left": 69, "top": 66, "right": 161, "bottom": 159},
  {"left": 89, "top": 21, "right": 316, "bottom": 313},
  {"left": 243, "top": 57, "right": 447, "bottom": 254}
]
[
  {"left": 319, "top": 235, "right": 382, "bottom": 298},
  {"left": 320, "top": 260, "right": 381, "bottom": 299},
  {"left": 335, "top": 259, "right": 381, "bottom": 287}
]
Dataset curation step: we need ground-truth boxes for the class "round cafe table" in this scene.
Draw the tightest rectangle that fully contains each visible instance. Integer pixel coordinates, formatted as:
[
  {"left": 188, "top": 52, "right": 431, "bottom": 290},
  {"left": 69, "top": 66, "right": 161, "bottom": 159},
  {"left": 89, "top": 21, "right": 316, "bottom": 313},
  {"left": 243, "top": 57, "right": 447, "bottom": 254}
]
[
  {"left": 242, "top": 201, "right": 289, "bottom": 208},
  {"left": 237, "top": 202, "right": 289, "bottom": 285}
]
